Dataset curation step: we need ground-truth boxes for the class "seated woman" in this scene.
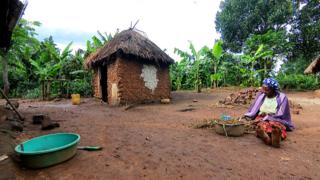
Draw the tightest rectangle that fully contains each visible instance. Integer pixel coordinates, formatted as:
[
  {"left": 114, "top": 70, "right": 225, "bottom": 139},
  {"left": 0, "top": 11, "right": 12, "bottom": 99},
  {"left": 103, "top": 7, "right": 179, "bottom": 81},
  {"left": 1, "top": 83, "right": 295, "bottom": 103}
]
[{"left": 244, "top": 78, "right": 294, "bottom": 147}]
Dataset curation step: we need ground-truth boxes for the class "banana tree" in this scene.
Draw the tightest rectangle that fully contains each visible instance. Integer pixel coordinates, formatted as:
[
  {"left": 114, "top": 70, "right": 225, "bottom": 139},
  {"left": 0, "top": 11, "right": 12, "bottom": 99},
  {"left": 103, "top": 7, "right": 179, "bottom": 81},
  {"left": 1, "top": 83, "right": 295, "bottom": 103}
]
[
  {"left": 30, "top": 58, "right": 61, "bottom": 99},
  {"left": 1, "top": 19, "right": 40, "bottom": 96},
  {"left": 169, "top": 59, "right": 188, "bottom": 91},
  {"left": 211, "top": 40, "right": 223, "bottom": 88},
  {"left": 173, "top": 48, "right": 191, "bottom": 90},
  {"left": 241, "top": 44, "right": 273, "bottom": 86},
  {"left": 174, "top": 41, "right": 203, "bottom": 92},
  {"left": 210, "top": 73, "right": 223, "bottom": 88},
  {"left": 189, "top": 42, "right": 203, "bottom": 92},
  {"left": 29, "top": 37, "right": 73, "bottom": 99},
  {"left": 85, "top": 31, "right": 114, "bottom": 58},
  {"left": 202, "top": 40, "right": 224, "bottom": 88},
  {"left": 59, "top": 42, "right": 73, "bottom": 78}
]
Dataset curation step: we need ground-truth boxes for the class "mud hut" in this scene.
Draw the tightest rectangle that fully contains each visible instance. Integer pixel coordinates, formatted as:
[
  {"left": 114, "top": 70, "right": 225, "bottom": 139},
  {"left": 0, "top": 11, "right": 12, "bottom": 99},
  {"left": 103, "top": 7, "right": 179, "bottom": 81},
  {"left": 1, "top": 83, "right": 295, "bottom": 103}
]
[
  {"left": 85, "top": 29, "right": 174, "bottom": 105},
  {"left": 304, "top": 56, "right": 320, "bottom": 97},
  {"left": 304, "top": 56, "right": 320, "bottom": 74}
]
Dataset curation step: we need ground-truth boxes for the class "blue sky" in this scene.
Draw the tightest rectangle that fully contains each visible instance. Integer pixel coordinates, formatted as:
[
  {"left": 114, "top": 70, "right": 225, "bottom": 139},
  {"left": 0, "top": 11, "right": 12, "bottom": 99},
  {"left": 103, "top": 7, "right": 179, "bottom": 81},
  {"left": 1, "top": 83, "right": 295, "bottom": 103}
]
[
  {"left": 24, "top": 0, "right": 221, "bottom": 60},
  {"left": 34, "top": 26, "right": 96, "bottom": 50}
]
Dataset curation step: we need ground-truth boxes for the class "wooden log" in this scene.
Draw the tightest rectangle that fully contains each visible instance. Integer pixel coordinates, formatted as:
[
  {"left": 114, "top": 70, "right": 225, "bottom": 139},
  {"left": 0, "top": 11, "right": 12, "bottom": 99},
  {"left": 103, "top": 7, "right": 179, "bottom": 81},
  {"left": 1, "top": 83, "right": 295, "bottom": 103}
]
[
  {"left": 0, "top": 89, "right": 24, "bottom": 121},
  {"left": 160, "top": 99, "right": 171, "bottom": 104}
]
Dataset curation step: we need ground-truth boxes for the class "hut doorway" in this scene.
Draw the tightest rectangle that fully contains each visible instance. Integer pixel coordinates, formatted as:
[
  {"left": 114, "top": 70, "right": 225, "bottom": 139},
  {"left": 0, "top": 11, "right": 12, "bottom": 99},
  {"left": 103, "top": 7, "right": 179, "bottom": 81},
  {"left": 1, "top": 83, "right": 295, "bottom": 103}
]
[{"left": 99, "top": 65, "right": 108, "bottom": 102}]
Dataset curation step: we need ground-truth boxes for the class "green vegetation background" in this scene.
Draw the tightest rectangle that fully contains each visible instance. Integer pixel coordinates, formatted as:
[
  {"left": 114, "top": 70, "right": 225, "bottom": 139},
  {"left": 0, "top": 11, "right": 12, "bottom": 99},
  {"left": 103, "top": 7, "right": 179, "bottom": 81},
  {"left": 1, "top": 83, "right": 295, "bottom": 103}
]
[{"left": 0, "top": 0, "right": 319, "bottom": 99}]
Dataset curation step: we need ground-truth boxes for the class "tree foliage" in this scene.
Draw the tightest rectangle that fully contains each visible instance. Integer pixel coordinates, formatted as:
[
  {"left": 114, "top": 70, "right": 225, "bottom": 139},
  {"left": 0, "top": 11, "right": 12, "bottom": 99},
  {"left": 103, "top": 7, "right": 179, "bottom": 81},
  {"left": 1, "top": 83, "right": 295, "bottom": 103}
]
[
  {"left": 0, "top": 19, "right": 114, "bottom": 98},
  {"left": 174, "top": 42, "right": 205, "bottom": 92},
  {"left": 212, "top": 0, "right": 319, "bottom": 89},
  {"left": 2, "top": 0, "right": 320, "bottom": 99},
  {"left": 216, "top": 0, "right": 293, "bottom": 52},
  {"left": 290, "top": 0, "right": 320, "bottom": 60}
]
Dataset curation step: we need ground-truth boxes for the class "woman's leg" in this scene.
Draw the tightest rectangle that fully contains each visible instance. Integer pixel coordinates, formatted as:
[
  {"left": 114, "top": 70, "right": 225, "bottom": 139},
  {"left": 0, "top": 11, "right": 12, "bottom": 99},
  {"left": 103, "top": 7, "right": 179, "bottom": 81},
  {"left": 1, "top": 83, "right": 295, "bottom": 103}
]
[
  {"left": 271, "top": 126, "right": 281, "bottom": 148},
  {"left": 270, "top": 122, "right": 287, "bottom": 148},
  {"left": 256, "top": 122, "right": 271, "bottom": 145},
  {"left": 256, "top": 120, "right": 287, "bottom": 147}
]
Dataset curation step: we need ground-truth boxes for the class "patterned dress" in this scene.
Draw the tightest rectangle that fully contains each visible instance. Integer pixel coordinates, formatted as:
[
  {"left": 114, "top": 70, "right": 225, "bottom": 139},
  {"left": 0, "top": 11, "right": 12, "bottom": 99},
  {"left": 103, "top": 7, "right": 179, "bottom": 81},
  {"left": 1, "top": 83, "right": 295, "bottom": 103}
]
[{"left": 245, "top": 92, "right": 294, "bottom": 139}]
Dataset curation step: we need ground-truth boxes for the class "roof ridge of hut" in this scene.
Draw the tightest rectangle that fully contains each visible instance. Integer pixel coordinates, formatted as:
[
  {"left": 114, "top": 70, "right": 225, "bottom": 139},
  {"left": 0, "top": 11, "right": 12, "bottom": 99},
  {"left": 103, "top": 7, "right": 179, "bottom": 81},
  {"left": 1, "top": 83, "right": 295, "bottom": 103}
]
[
  {"left": 84, "top": 29, "right": 174, "bottom": 69},
  {"left": 304, "top": 55, "right": 320, "bottom": 74}
]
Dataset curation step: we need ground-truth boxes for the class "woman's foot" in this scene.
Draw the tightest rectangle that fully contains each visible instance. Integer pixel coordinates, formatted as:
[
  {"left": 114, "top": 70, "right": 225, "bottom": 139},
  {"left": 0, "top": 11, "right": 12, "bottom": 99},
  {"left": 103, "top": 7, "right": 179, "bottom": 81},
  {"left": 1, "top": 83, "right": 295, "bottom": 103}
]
[
  {"left": 271, "top": 126, "right": 281, "bottom": 148},
  {"left": 256, "top": 128, "right": 271, "bottom": 145}
]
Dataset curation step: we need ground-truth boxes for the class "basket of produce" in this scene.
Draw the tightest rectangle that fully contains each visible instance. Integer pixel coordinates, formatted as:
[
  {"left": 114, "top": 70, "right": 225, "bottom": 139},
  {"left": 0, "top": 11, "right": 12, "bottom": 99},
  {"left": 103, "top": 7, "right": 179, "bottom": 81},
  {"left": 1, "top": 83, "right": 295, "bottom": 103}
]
[{"left": 214, "top": 116, "right": 245, "bottom": 137}]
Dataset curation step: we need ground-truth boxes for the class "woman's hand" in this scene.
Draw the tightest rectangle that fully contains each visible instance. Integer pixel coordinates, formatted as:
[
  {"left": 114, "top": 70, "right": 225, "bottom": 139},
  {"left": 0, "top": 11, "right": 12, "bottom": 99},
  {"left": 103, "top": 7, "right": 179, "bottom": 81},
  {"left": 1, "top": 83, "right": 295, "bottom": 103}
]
[{"left": 241, "top": 115, "right": 252, "bottom": 121}]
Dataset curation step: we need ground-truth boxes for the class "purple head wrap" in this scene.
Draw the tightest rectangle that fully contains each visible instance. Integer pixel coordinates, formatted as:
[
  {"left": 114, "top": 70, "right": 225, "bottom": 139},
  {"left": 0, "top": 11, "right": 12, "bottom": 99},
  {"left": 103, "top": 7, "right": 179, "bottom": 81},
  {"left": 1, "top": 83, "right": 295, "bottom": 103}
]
[{"left": 263, "top": 78, "right": 279, "bottom": 90}]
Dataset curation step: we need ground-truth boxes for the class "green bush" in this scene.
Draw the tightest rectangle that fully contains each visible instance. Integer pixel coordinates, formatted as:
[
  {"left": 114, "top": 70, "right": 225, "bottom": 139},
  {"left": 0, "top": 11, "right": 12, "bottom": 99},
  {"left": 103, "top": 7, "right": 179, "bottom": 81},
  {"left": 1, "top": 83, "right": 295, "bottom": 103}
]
[
  {"left": 277, "top": 74, "right": 319, "bottom": 90},
  {"left": 23, "top": 87, "right": 41, "bottom": 99},
  {"left": 68, "top": 79, "right": 93, "bottom": 97}
]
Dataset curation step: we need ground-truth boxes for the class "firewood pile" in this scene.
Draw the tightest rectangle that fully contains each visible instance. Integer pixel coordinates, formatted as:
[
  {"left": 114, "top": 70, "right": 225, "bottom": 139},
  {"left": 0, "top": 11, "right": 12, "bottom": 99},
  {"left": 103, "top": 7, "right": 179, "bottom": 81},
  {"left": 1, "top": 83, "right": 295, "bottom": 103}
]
[
  {"left": 217, "top": 88, "right": 303, "bottom": 115},
  {"left": 219, "top": 89, "right": 259, "bottom": 106}
]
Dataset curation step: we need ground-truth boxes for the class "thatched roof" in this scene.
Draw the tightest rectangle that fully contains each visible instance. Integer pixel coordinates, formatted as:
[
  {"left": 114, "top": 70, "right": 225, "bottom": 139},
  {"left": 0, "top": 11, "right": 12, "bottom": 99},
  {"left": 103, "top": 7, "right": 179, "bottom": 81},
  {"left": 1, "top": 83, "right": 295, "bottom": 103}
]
[
  {"left": 85, "top": 29, "right": 174, "bottom": 69},
  {"left": 0, "top": 0, "right": 26, "bottom": 50},
  {"left": 304, "top": 56, "right": 320, "bottom": 74}
]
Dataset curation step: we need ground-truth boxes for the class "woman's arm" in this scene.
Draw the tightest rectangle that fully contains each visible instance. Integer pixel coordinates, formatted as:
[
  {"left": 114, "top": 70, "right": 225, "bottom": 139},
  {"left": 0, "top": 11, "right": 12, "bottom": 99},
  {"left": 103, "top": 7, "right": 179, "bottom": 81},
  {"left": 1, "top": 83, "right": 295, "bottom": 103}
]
[
  {"left": 244, "top": 92, "right": 265, "bottom": 119},
  {"left": 262, "top": 94, "right": 294, "bottom": 130}
]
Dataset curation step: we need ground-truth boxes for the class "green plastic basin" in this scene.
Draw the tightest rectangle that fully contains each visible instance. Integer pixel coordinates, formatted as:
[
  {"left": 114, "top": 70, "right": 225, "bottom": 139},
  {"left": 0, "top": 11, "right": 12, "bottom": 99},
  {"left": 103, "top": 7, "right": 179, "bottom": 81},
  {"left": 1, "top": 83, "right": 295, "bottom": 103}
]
[{"left": 15, "top": 133, "right": 80, "bottom": 168}]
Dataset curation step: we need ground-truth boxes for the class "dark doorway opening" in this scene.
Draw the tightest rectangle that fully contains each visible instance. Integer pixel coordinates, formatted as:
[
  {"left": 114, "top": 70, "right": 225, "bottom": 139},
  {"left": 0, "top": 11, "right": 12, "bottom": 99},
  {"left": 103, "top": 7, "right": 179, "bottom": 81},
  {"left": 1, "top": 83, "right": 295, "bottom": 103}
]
[{"left": 99, "top": 65, "right": 108, "bottom": 102}]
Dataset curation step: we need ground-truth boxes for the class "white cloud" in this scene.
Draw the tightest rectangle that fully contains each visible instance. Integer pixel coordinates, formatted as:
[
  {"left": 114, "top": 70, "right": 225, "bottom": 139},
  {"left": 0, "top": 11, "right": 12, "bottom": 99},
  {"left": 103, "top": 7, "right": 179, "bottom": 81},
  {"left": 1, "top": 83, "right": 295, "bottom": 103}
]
[
  {"left": 24, "top": 0, "right": 221, "bottom": 60},
  {"left": 56, "top": 42, "right": 85, "bottom": 53}
]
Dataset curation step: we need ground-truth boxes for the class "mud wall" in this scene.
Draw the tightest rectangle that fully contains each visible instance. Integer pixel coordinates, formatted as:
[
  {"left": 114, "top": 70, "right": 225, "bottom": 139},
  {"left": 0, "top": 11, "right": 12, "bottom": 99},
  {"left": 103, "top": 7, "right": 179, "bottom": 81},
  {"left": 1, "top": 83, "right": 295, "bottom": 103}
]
[
  {"left": 93, "top": 58, "right": 171, "bottom": 105},
  {"left": 92, "top": 68, "right": 100, "bottom": 98},
  {"left": 107, "top": 59, "right": 121, "bottom": 105},
  {"left": 116, "top": 57, "right": 171, "bottom": 105}
]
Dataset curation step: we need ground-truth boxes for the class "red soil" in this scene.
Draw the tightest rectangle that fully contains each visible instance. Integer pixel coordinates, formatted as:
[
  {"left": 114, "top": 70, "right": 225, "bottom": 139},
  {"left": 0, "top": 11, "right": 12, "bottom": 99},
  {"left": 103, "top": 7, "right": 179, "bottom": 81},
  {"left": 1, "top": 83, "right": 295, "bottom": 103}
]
[{"left": 1, "top": 89, "right": 319, "bottom": 179}]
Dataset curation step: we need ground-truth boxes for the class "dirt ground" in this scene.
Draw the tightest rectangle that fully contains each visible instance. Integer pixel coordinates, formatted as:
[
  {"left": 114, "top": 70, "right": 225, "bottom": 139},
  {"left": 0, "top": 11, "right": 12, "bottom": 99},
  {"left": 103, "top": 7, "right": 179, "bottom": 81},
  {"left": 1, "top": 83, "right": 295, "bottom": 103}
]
[{"left": 1, "top": 89, "right": 320, "bottom": 180}]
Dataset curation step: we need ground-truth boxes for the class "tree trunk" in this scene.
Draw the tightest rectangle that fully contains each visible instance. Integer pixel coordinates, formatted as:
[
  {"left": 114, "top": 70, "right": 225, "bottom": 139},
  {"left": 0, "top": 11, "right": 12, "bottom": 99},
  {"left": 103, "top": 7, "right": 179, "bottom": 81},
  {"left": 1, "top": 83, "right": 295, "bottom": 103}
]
[
  {"left": 197, "top": 85, "right": 201, "bottom": 93},
  {"left": 177, "top": 77, "right": 181, "bottom": 91},
  {"left": 251, "top": 62, "right": 254, "bottom": 87},
  {"left": 264, "top": 59, "right": 267, "bottom": 80},
  {"left": 196, "top": 74, "right": 201, "bottom": 93},
  {"left": 46, "top": 81, "right": 51, "bottom": 100},
  {"left": 194, "top": 61, "right": 201, "bottom": 93},
  {"left": 223, "top": 71, "right": 226, "bottom": 87},
  {"left": 1, "top": 52, "right": 10, "bottom": 96},
  {"left": 42, "top": 81, "right": 45, "bottom": 100},
  {"left": 213, "top": 65, "right": 217, "bottom": 88}
]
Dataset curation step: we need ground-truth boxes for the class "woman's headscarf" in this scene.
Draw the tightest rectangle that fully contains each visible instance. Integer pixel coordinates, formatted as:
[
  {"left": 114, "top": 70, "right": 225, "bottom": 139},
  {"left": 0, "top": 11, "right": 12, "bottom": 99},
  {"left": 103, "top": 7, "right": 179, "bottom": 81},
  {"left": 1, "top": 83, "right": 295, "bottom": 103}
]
[{"left": 263, "top": 78, "right": 279, "bottom": 91}]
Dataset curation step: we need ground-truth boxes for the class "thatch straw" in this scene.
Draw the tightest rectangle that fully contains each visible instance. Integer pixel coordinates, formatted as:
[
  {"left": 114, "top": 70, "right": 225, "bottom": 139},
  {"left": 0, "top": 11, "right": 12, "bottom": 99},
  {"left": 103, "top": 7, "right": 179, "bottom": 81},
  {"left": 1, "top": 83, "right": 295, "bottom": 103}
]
[
  {"left": 84, "top": 48, "right": 103, "bottom": 67},
  {"left": 304, "top": 56, "right": 320, "bottom": 74},
  {"left": 85, "top": 29, "right": 174, "bottom": 69}
]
